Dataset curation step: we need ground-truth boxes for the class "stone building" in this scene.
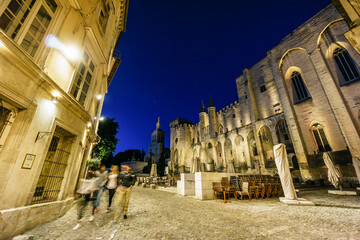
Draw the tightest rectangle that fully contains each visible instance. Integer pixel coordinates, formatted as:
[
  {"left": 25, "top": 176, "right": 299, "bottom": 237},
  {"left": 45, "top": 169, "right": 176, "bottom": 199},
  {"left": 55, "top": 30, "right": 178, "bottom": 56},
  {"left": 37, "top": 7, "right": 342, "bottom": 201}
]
[
  {"left": 0, "top": 0, "right": 128, "bottom": 238},
  {"left": 145, "top": 117, "right": 169, "bottom": 164},
  {"left": 170, "top": 4, "right": 360, "bottom": 183}
]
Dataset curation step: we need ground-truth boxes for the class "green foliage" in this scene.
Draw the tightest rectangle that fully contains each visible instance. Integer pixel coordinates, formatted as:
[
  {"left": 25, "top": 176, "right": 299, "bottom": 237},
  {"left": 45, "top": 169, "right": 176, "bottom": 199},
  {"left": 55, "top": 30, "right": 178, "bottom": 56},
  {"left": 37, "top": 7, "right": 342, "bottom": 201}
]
[
  {"left": 157, "top": 152, "right": 167, "bottom": 176},
  {"left": 112, "top": 149, "right": 146, "bottom": 166},
  {"left": 87, "top": 157, "right": 101, "bottom": 169},
  {"left": 92, "top": 118, "right": 119, "bottom": 166},
  {"left": 142, "top": 157, "right": 152, "bottom": 173}
]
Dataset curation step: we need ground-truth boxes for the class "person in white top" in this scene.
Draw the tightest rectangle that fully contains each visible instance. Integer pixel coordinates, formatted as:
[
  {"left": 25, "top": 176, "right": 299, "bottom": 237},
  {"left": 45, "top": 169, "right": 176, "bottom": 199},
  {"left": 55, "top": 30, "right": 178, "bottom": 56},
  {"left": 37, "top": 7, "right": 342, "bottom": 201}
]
[{"left": 106, "top": 165, "right": 119, "bottom": 212}]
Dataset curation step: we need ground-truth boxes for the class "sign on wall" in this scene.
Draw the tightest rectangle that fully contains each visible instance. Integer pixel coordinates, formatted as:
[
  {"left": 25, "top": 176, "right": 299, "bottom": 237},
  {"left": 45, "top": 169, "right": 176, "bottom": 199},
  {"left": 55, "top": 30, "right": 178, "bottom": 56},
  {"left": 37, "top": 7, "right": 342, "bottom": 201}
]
[{"left": 22, "top": 154, "right": 36, "bottom": 169}]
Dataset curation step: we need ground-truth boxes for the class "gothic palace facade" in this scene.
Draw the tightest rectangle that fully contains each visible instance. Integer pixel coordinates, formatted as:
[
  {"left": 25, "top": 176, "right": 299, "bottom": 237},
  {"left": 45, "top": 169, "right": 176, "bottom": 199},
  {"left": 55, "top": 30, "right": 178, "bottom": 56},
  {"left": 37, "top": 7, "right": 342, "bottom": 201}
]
[{"left": 170, "top": 4, "right": 360, "bottom": 182}]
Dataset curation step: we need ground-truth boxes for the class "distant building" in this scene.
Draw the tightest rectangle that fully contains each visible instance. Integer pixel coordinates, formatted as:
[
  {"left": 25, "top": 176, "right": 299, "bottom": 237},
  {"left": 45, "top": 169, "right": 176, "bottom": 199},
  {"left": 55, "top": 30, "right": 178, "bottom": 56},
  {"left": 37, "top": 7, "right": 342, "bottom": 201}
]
[
  {"left": 170, "top": 4, "right": 360, "bottom": 182},
  {"left": 145, "top": 117, "right": 169, "bottom": 164},
  {"left": 0, "top": 0, "right": 129, "bottom": 238}
]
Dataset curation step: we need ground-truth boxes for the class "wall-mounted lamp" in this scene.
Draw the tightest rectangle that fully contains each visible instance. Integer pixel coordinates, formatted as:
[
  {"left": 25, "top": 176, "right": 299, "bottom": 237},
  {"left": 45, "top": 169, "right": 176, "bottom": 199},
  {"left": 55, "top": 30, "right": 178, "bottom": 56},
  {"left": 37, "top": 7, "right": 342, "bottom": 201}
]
[
  {"left": 99, "top": 116, "right": 105, "bottom": 121},
  {"left": 45, "top": 34, "right": 80, "bottom": 61},
  {"left": 96, "top": 94, "right": 102, "bottom": 100},
  {"left": 51, "top": 91, "right": 61, "bottom": 103},
  {"left": 87, "top": 122, "right": 92, "bottom": 128}
]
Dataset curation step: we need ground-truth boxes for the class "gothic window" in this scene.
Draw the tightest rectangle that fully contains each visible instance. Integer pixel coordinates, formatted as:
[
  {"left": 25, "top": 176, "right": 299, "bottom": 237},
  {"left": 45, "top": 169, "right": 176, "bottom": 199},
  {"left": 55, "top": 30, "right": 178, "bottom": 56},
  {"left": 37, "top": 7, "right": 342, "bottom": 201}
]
[
  {"left": 70, "top": 52, "right": 95, "bottom": 106},
  {"left": 311, "top": 123, "right": 331, "bottom": 152},
  {"left": 98, "top": 0, "right": 110, "bottom": 33},
  {"left": 291, "top": 71, "right": 310, "bottom": 104},
  {"left": 333, "top": 47, "right": 360, "bottom": 85},
  {"left": 219, "top": 125, "right": 223, "bottom": 134},
  {"left": 0, "top": 0, "right": 58, "bottom": 57},
  {"left": 258, "top": 77, "right": 267, "bottom": 93}
]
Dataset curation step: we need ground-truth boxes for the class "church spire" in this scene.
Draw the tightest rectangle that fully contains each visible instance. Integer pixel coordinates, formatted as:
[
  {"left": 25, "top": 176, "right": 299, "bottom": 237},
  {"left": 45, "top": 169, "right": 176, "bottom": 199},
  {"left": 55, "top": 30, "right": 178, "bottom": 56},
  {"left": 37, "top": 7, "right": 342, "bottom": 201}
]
[
  {"left": 156, "top": 116, "right": 161, "bottom": 129},
  {"left": 200, "top": 100, "right": 206, "bottom": 113},
  {"left": 208, "top": 95, "right": 215, "bottom": 107}
]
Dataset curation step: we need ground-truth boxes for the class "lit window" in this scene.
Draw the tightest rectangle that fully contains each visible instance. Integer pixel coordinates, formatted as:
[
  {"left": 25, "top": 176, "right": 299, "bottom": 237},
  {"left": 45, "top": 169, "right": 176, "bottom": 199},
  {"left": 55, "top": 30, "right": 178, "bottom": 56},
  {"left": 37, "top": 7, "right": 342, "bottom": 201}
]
[
  {"left": 98, "top": 0, "right": 110, "bottom": 33},
  {"left": 0, "top": 0, "right": 58, "bottom": 56},
  {"left": 333, "top": 47, "right": 360, "bottom": 85},
  {"left": 70, "top": 52, "right": 95, "bottom": 106},
  {"left": 20, "top": 6, "right": 52, "bottom": 56},
  {"left": 291, "top": 71, "right": 310, "bottom": 104},
  {"left": 0, "top": 0, "right": 37, "bottom": 39},
  {"left": 311, "top": 123, "right": 331, "bottom": 152},
  {"left": 258, "top": 77, "right": 267, "bottom": 93}
]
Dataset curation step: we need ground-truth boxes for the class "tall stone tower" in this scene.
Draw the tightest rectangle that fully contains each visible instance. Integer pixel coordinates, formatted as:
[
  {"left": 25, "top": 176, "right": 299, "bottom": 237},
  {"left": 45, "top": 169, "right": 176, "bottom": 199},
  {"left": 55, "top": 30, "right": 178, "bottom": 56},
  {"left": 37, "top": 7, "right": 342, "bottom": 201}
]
[
  {"left": 199, "top": 100, "right": 207, "bottom": 142},
  {"left": 146, "top": 117, "right": 165, "bottom": 164},
  {"left": 208, "top": 95, "right": 218, "bottom": 138}
]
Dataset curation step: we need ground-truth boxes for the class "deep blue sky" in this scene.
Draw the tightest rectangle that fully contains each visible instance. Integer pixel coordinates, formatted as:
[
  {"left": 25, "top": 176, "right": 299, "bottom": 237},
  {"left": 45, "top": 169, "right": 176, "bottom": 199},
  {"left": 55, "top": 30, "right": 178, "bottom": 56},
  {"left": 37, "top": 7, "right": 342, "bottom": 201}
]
[{"left": 102, "top": 0, "right": 331, "bottom": 153}]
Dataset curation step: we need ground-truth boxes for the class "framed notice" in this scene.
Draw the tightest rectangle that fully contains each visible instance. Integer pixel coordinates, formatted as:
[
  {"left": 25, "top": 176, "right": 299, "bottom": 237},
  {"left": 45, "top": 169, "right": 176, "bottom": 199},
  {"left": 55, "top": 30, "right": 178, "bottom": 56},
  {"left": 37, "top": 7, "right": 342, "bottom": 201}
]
[{"left": 22, "top": 154, "right": 36, "bottom": 169}]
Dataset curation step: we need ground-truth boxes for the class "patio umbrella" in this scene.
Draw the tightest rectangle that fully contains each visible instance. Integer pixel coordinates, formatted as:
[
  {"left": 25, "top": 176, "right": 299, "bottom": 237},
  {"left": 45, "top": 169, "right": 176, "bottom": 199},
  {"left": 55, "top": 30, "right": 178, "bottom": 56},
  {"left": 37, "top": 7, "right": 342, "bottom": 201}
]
[
  {"left": 227, "top": 160, "right": 235, "bottom": 173},
  {"left": 273, "top": 143, "right": 297, "bottom": 200},
  {"left": 352, "top": 157, "right": 360, "bottom": 184},
  {"left": 150, "top": 163, "right": 157, "bottom": 177},
  {"left": 323, "top": 152, "right": 340, "bottom": 188}
]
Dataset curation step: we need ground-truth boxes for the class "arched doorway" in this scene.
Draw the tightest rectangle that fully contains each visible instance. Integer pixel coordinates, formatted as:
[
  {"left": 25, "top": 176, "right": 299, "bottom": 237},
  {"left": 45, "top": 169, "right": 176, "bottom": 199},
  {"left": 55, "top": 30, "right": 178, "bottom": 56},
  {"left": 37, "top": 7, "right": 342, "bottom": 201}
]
[
  {"left": 247, "top": 131, "right": 258, "bottom": 169},
  {"left": 235, "top": 135, "right": 247, "bottom": 172},
  {"left": 275, "top": 119, "right": 294, "bottom": 153},
  {"left": 224, "top": 138, "right": 235, "bottom": 172},
  {"left": 258, "top": 126, "right": 275, "bottom": 168},
  {"left": 207, "top": 143, "right": 215, "bottom": 171},
  {"left": 215, "top": 142, "right": 224, "bottom": 171}
]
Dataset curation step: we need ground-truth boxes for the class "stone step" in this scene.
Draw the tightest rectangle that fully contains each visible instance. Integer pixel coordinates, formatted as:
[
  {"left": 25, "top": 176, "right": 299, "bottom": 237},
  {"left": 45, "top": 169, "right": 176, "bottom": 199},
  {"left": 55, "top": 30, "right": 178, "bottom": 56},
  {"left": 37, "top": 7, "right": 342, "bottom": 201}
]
[{"left": 328, "top": 190, "right": 357, "bottom": 195}]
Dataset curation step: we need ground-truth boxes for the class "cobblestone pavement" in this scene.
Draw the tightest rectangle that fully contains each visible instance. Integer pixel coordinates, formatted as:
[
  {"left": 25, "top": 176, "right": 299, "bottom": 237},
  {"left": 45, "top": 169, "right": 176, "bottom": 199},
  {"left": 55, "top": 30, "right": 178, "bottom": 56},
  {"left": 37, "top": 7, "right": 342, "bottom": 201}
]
[{"left": 23, "top": 186, "right": 360, "bottom": 240}]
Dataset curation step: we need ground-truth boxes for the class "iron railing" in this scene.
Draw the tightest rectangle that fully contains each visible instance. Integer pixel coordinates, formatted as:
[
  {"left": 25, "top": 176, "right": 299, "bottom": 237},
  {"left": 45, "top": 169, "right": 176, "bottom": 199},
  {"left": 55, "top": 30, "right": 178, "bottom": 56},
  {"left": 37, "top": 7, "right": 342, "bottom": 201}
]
[{"left": 32, "top": 127, "right": 74, "bottom": 204}]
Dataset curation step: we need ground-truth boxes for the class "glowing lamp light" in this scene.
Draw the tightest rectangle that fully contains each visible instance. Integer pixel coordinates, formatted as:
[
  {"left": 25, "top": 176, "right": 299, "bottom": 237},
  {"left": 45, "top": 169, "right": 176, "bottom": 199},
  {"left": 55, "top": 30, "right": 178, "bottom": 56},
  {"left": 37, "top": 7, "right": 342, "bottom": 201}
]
[
  {"left": 45, "top": 34, "right": 80, "bottom": 61},
  {"left": 96, "top": 94, "right": 102, "bottom": 100},
  {"left": 0, "top": 40, "right": 5, "bottom": 48},
  {"left": 87, "top": 122, "right": 92, "bottom": 128},
  {"left": 99, "top": 116, "right": 105, "bottom": 121},
  {"left": 51, "top": 90, "right": 61, "bottom": 103}
]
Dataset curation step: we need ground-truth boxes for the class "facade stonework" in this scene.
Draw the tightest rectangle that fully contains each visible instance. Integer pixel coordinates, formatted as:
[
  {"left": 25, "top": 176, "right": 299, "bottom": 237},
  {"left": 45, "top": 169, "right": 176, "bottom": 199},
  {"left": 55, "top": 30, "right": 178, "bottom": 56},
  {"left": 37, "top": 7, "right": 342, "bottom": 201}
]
[
  {"left": 170, "top": 4, "right": 360, "bottom": 182},
  {"left": 0, "top": 0, "right": 128, "bottom": 239},
  {"left": 145, "top": 117, "right": 169, "bottom": 164}
]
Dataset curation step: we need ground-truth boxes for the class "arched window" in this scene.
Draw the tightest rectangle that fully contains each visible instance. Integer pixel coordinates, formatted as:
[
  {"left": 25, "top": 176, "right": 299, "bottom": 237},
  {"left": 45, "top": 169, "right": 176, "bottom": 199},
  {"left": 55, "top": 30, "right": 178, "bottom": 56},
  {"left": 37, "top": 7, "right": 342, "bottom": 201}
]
[
  {"left": 333, "top": 47, "right": 360, "bottom": 85},
  {"left": 311, "top": 123, "right": 331, "bottom": 152},
  {"left": 291, "top": 71, "right": 310, "bottom": 104},
  {"left": 219, "top": 125, "right": 223, "bottom": 134}
]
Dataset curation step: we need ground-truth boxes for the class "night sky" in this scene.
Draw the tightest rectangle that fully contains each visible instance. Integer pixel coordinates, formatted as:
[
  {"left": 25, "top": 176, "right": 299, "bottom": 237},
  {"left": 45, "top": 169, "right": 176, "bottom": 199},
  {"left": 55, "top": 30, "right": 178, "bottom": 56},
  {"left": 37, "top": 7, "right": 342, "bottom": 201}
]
[{"left": 102, "top": 0, "right": 331, "bottom": 153}]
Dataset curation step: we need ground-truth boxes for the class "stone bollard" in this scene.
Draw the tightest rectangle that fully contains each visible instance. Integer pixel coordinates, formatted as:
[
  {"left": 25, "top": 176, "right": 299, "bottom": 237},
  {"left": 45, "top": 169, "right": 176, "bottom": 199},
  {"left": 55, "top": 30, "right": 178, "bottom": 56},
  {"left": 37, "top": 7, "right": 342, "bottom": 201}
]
[
  {"left": 150, "top": 184, "right": 156, "bottom": 189},
  {"left": 141, "top": 183, "right": 147, "bottom": 188}
]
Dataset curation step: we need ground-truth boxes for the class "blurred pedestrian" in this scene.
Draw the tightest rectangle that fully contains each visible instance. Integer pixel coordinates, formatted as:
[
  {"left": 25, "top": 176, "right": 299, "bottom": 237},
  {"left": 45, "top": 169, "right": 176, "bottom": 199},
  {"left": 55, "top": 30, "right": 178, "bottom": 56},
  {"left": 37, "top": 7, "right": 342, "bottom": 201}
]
[
  {"left": 106, "top": 165, "right": 119, "bottom": 212},
  {"left": 73, "top": 169, "right": 98, "bottom": 230},
  {"left": 114, "top": 165, "right": 135, "bottom": 221},
  {"left": 94, "top": 164, "right": 109, "bottom": 212}
]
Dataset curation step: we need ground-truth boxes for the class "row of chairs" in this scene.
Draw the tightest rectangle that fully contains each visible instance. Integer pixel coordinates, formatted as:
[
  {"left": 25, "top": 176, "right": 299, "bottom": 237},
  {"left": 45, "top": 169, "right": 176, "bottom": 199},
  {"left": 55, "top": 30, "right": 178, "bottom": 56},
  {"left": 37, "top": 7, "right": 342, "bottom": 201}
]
[
  {"left": 213, "top": 175, "right": 283, "bottom": 202},
  {"left": 137, "top": 176, "right": 178, "bottom": 187}
]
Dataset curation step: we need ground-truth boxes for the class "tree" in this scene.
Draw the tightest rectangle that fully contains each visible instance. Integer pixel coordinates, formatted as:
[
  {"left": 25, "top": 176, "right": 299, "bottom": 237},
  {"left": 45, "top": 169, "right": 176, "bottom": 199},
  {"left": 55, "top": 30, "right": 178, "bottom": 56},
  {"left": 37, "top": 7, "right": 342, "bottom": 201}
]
[
  {"left": 157, "top": 152, "right": 167, "bottom": 176},
  {"left": 92, "top": 117, "right": 119, "bottom": 166}
]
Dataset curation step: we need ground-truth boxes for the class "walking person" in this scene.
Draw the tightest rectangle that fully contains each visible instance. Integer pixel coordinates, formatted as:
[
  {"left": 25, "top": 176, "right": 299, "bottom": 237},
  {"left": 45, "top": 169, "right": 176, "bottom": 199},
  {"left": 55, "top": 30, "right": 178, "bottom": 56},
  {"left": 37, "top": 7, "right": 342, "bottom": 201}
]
[
  {"left": 114, "top": 165, "right": 135, "bottom": 221},
  {"left": 106, "top": 165, "right": 119, "bottom": 212},
  {"left": 94, "top": 164, "right": 109, "bottom": 213},
  {"left": 73, "top": 169, "right": 99, "bottom": 230}
]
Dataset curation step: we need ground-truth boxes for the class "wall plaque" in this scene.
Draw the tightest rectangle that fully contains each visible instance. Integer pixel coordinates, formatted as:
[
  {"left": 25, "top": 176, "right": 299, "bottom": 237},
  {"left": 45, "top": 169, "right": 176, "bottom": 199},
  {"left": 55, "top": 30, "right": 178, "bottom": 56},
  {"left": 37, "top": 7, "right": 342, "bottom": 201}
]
[{"left": 22, "top": 154, "right": 36, "bottom": 169}]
